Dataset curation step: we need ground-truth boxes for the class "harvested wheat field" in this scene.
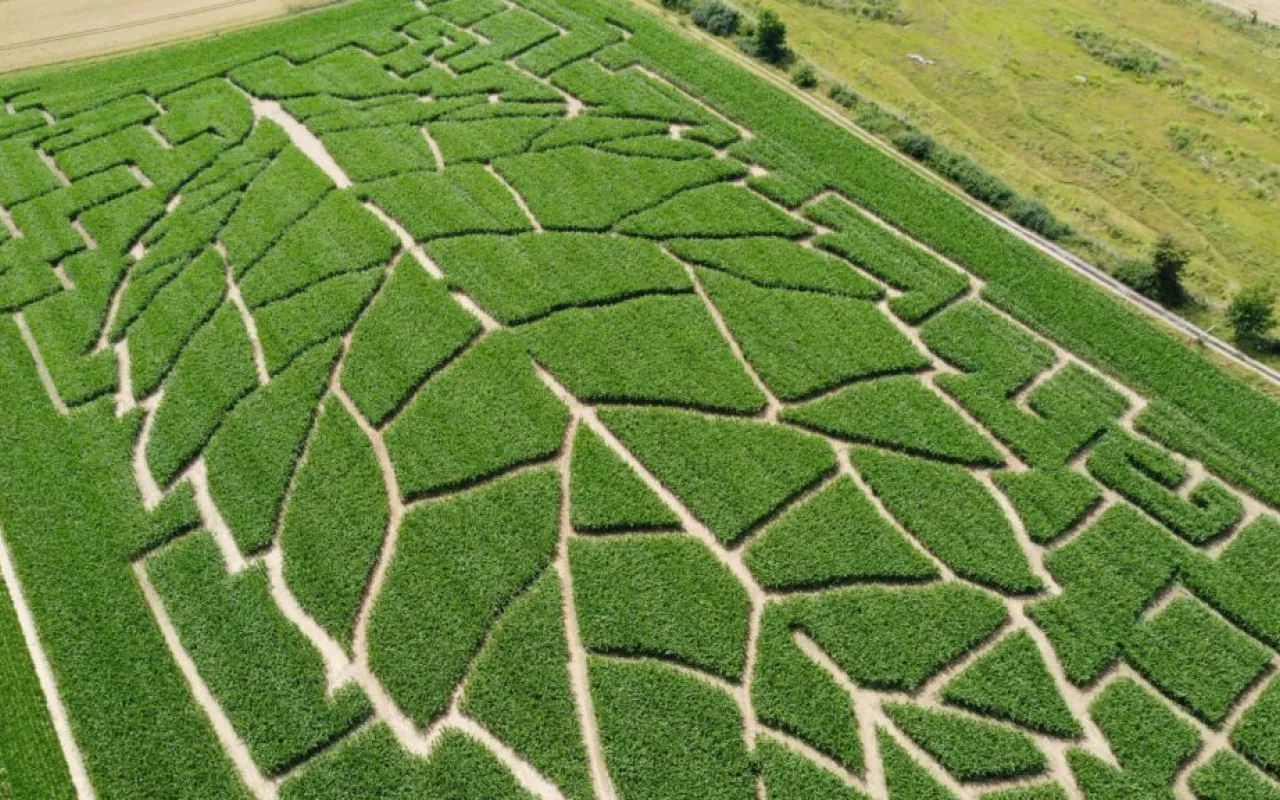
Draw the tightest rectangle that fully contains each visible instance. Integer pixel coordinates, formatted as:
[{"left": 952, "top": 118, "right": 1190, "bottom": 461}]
[{"left": 2, "top": 0, "right": 1280, "bottom": 798}]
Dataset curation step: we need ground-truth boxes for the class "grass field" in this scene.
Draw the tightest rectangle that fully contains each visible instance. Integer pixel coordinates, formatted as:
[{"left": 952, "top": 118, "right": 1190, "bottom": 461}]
[
  {"left": 0, "top": 0, "right": 1279, "bottom": 797},
  {"left": 722, "top": 0, "right": 1280, "bottom": 349}
]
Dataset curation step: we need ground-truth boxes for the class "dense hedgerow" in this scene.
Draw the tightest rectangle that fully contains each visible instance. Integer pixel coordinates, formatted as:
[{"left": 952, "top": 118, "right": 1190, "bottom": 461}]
[
  {"left": 369, "top": 467, "right": 560, "bottom": 726},
  {"left": 884, "top": 703, "right": 1047, "bottom": 783},
  {"left": 754, "top": 739, "right": 869, "bottom": 800},
  {"left": 384, "top": 333, "right": 567, "bottom": 499},
  {"left": 341, "top": 254, "right": 481, "bottom": 426},
  {"left": 278, "top": 725, "right": 532, "bottom": 800},
  {"left": 782, "top": 375, "right": 1003, "bottom": 466},
  {"left": 698, "top": 269, "right": 928, "bottom": 400},
  {"left": 850, "top": 447, "right": 1041, "bottom": 593},
  {"left": 205, "top": 340, "right": 337, "bottom": 555},
  {"left": 492, "top": 146, "right": 744, "bottom": 231},
  {"left": 148, "top": 532, "right": 371, "bottom": 775},
  {"left": 805, "top": 194, "right": 968, "bottom": 322},
  {"left": 617, "top": 183, "right": 812, "bottom": 238},
  {"left": 428, "top": 232, "right": 690, "bottom": 325},
  {"left": 461, "top": 572, "right": 593, "bottom": 800},
  {"left": 744, "top": 476, "right": 936, "bottom": 590},
  {"left": 569, "top": 425, "right": 680, "bottom": 533},
  {"left": 589, "top": 657, "right": 754, "bottom": 800},
  {"left": 599, "top": 406, "right": 835, "bottom": 545},
  {"left": 571, "top": 534, "right": 749, "bottom": 679},
  {"left": 1087, "top": 430, "right": 1243, "bottom": 544},
  {"left": 667, "top": 236, "right": 882, "bottom": 298},
  {"left": 783, "top": 583, "right": 1007, "bottom": 691},
  {"left": 362, "top": 164, "right": 533, "bottom": 240},
  {"left": 1029, "top": 506, "right": 1189, "bottom": 685},
  {"left": 279, "top": 396, "right": 387, "bottom": 650},
  {"left": 753, "top": 602, "right": 865, "bottom": 774},
  {"left": 993, "top": 467, "right": 1101, "bottom": 544},
  {"left": 1125, "top": 596, "right": 1270, "bottom": 725},
  {"left": 941, "top": 632, "right": 1081, "bottom": 738},
  {"left": 520, "top": 295, "right": 766, "bottom": 414}
]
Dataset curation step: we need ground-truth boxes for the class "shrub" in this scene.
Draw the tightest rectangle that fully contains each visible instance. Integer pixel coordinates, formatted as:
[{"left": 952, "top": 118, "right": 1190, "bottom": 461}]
[
  {"left": 929, "top": 148, "right": 1017, "bottom": 208},
  {"left": 661, "top": 0, "right": 694, "bottom": 10},
  {"left": 755, "top": 9, "right": 790, "bottom": 64},
  {"left": 894, "top": 130, "right": 935, "bottom": 162},
  {"left": 829, "top": 83, "right": 860, "bottom": 108},
  {"left": 1151, "top": 234, "right": 1189, "bottom": 305},
  {"left": 1228, "top": 283, "right": 1276, "bottom": 346},
  {"left": 691, "top": 1, "right": 741, "bottom": 36},
  {"left": 793, "top": 63, "right": 818, "bottom": 89},
  {"left": 1115, "top": 257, "right": 1159, "bottom": 298},
  {"left": 1008, "top": 196, "right": 1073, "bottom": 240}
]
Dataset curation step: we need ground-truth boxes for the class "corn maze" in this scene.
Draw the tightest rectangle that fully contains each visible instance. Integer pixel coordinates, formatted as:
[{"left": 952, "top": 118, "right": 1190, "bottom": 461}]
[{"left": 2, "top": 0, "right": 1280, "bottom": 798}]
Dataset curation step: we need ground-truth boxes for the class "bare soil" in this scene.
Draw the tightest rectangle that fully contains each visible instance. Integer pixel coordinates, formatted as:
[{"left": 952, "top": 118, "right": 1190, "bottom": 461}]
[{"left": 0, "top": 0, "right": 333, "bottom": 73}]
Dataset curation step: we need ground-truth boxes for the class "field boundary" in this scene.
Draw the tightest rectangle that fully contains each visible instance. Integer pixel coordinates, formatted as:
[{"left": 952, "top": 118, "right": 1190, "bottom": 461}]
[{"left": 636, "top": 0, "right": 1280, "bottom": 392}]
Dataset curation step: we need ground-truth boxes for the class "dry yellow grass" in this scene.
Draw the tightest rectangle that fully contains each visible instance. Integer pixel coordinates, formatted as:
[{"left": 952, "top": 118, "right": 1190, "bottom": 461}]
[
  {"left": 0, "top": 0, "right": 334, "bottom": 73},
  {"left": 1211, "top": 0, "right": 1280, "bottom": 25}
]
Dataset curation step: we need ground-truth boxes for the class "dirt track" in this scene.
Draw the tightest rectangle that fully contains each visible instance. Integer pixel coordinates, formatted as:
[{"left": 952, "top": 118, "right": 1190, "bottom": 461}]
[
  {"left": 1209, "top": 0, "right": 1280, "bottom": 24},
  {"left": 0, "top": 0, "right": 332, "bottom": 74}
]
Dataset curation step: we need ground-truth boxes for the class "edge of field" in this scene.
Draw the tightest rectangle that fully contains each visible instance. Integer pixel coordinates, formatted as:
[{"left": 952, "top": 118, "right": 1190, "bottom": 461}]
[{"left": 631, "top": 0, "right": 1280, "bottom": 403}]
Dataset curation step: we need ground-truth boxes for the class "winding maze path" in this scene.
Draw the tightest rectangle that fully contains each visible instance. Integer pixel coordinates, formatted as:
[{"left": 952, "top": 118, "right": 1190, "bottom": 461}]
[{"left": 3, "top": 1, "right": 1280, "bottom": 798}]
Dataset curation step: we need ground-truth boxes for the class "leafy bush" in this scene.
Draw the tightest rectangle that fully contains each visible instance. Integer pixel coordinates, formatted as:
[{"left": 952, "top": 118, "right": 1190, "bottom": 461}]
[
  {"left": 1228, "top": 283, "right": 1277, "bottom": 346},
  {"left": 1008, "top": 196, "right": 1074, "bottom": 240},
  {"left": 1115, "top": 257, "right": 1160, "bottom": 298},
  {"left": 793, "top": 63, "right": 819, "bottom": 89},
  {"left": 894, "top": 130, "right": 936, "bottom": 162},
  {"left": 1073, "top": 28, "right": 1165, "bottom": 76},
  {"left": 662, "top": 0, "right": 695, "bottom": 10},
  {"left": 692, "top": 1, "right": 742, "bottom": 36},
  {"left": 829, "top": 83, "right": 860, "bottom": 108},
  {"left": 754, "top": 9, "right": 791, "bottom": 64}
]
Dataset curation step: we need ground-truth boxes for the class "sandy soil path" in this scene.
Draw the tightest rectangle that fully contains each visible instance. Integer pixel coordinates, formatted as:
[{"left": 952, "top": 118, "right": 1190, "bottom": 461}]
[
  {"left": 0, "top": 0, "right": 331, "bottom": 73},
  {"left": 1208, "top": 0, "right": 1280, "bottom": 25}
]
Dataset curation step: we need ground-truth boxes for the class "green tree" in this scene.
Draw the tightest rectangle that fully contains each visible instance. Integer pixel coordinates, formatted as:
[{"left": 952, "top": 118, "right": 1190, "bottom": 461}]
[
  {"left": 1152, "top": 234, "right": 1190, "bottom": 305},
  {"left": 1228, "top": 283, "right": 1276, "bottom": 346},
  {"left": 756, "top": 9, "right": 789, "bottom": 64}
]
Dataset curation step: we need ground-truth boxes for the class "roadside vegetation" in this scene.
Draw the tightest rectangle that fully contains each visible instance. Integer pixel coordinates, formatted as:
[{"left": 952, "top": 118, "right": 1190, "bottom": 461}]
[{"left": 653, "top": 0, "right": 1280, "bottom": 361}]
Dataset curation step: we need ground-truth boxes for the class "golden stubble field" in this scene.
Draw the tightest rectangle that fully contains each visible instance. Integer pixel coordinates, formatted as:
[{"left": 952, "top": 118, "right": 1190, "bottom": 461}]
[{"left": 0, "top": 0, "right": 334, "bottom": 73}]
